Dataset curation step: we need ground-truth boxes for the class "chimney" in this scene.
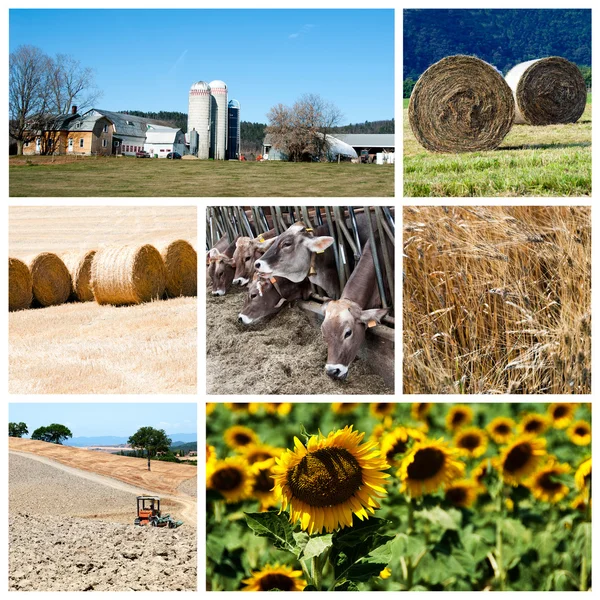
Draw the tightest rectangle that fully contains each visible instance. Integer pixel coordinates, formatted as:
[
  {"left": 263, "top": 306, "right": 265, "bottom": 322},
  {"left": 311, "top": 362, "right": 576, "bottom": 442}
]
[{"left": 71, "top": 105, "right": 78, "bottom": 115}]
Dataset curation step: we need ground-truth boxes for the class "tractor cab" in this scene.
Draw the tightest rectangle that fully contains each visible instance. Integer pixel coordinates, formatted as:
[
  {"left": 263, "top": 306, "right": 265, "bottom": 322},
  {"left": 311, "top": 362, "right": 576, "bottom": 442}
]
[{"left": 134, "top": 495, "right": 183, "bottom": 529}]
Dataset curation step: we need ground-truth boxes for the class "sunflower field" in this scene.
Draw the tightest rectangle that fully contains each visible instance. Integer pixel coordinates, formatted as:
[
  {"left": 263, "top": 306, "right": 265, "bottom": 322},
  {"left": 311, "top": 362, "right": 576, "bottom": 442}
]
[{"left": 205, "top": 402, "right": 591, "bottom": 591}]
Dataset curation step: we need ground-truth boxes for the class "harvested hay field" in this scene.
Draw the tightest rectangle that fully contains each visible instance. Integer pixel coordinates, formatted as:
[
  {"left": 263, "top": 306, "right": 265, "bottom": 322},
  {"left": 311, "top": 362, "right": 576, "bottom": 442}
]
[
  {"left": 9, "top": 158, "right": 394, "bottom": 197},
  {"left": 9, "top": 297, "right": 196, "bottom": 394},
  {"left": 403, "top": 206, "right": 591, "bottom": 394},
  {"left": 409, "top": 55, "right": 515, "bottom": 153},
  {"left": 206, "top": 288, "right": 392, "bottom": 395},
  {"left": 9, "top": 453, "right": 196, "bottom": 591}
]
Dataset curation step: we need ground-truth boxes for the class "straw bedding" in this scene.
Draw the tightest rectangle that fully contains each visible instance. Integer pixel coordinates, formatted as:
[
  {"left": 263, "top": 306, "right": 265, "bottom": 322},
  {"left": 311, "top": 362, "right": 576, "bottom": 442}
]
[
  {"left": 62, "top": 250, "right": 96, "bottom": 302},
  {"left": 505, "top": 57, "right": 587, "bottom": 125},
  {"left": 159, "top": 240, "right": 197, "bottom": 298},
  {"left": 409, "top": 55, "right": 515, "bottom": 153},
  {"left": 91, "top": 244, "right": 166, "bottom": 306},
  {"left": 9, "top": 258, "right": 33, "bottom": 312},
  {"left": 28, "top": 253, "right": 71, "bottom": 308}
]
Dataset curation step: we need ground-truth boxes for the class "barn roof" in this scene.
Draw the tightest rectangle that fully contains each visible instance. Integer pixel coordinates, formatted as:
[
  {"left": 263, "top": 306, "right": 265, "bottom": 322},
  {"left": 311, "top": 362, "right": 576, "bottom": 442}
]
[
  {"left": 75, "top": 109, "right": 171, "bottom": 138},
  {"left": 334, "top": 133, "right": 395, "bottom": 148},
  {"left": 145, "top": 125, "right": 182, "bottom": 144}
]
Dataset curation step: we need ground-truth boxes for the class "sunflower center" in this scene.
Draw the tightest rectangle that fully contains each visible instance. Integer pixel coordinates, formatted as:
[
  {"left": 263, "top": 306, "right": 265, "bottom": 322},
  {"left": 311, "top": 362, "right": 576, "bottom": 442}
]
[
  {"left": 495, "top": 424, "right": 510, "bottom": 435},
  {"left": 553, "top": 406, "right": 567, "bottom": 419},
  {"left": 503, "top": 442, "right": 532, "bottom": 473},
  {"left": 376, "top": 403, "right": 390, "bottom": 412},
  {"left": 446, "top": 486, "right": 467, "bottom": 505},
  {"left": 538, "top": 472, "right": 563, "bottom": 492},
  {"left": 458, "top": 434, "right": 481, "bottom": 450},
  {"left": 524, "top": 419, "right": 542, "bottom": 433},
  {"left": 416, "top": 403, "right": 427, "bottom": 417},
  {"left": 575, "top": 426, "right": 588, "bottom": 436},
  {"left": 286, "top": 447, "right": 362, "bottom": 507},
  {"left": 249, "top": 451, "right": 272, "bottom": 464},
  {"left": 234, "top": 433, "right": 252, "bottom": 445},
  {"left": 387, "top": 439, "right": 408, "bottom": 460},
  {"left": 254, "top": 469, "right": 274, "bottom": 493},
  {"left": 259, "top": 573, "right": 295, "bottom": 591},
  {"left": 212, "top": 467, "right": 242, "bottom": 491},
  {"left": 451, "top": 411, "right": 467, "bottom": 426},
  {"left": 407, "top": 447, "right": 445, "bottom": 480}
]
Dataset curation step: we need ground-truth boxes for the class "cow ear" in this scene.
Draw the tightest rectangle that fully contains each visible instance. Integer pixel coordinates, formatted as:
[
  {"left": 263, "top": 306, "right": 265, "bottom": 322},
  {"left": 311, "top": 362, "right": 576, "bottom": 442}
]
[
  {"left": 236, "top": 237, "right": 249, "bottom": 248},
  {"left": 359, "top": 308, "right": 388, "bottom": 326},
  {"left": 305, "top": 236, "right": 334, "bottom": 253},
  {"left": 255, "top": 237, "right": 277, "bottom": 256},
  {"left": 320, "top": 299, "right": 331, "bottom": 315},
  {"left": 223, "top": 256, "right": 236, "bottom": 267}
]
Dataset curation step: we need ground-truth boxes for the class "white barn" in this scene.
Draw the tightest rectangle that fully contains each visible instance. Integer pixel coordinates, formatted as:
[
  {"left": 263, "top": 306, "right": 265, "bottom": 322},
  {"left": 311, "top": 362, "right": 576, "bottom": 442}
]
[{"left": 144, "top": 125, "right": 186, "bottom": 158}]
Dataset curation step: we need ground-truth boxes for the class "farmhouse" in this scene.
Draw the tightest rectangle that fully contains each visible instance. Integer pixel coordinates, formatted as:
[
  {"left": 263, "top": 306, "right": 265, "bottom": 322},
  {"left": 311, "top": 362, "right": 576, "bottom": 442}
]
[{"left": 22, "top": 107, "right": 184, "bottom": 157}]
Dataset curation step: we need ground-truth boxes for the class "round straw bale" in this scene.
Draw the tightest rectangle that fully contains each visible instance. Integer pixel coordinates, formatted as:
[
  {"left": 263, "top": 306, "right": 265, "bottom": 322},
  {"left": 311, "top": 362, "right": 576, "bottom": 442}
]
[
  {"left": 9, "top": 258, "right": 33, "bottom": 311},
  {"left": 408, "top": 55, "right": 515, "bottom": 153},
  {"left": 28, "top": 253, "right": 72, "bottom": 308},
  {"left": 159, "top": 239, "right": 197, "bottom": 298},
  {"left": 62, "top": 250, "right": 97, "bottom": 302},
  {"left": 505, "top": 57, "right": 587, "bottom": 125},
  {"left": 91, "top": 244, "right": 166, "bottom": 306}
]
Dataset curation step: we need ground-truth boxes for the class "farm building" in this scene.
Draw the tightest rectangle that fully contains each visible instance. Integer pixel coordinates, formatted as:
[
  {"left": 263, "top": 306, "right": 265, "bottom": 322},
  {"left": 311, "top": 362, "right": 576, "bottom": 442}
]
[
  {"left": 22, "top": 107, "right": 184, "bottom": 157},
  {"left": 335, "top": 133, "right": 395, "bottom": 156},
  {"left": 144, "top": 124, "right": 186, "bottom": 158},
  {"left": 262, "top": 133, "right": 359, "bottom": 161}
]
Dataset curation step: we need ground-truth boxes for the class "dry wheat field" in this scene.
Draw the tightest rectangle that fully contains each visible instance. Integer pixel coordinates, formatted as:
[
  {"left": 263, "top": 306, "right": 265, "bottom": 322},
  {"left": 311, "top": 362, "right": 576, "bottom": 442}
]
[
  {"left": 403, "top": 206, "right": 590, "bottom": 394},
  {"left": 8, "top": 206, "right": 197, "bottom": 394}
]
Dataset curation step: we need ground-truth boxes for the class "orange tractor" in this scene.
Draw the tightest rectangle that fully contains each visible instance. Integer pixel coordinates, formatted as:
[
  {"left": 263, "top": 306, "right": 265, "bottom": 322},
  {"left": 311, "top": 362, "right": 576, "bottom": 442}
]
[{"left": 134, "top": 496, "right": 183, "bottom": 528}]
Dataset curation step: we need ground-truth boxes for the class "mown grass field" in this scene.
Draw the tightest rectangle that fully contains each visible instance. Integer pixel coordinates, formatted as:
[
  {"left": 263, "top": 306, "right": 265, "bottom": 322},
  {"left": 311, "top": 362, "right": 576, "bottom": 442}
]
[
  {"left": 9, "top": 157, "right": 394, "bottom": 197},
  {"left": 9, "top": 206, "right": 197, "bottom": 394},
  {"left": 403, "top": 96, "right": 591, "bottom": 197}
]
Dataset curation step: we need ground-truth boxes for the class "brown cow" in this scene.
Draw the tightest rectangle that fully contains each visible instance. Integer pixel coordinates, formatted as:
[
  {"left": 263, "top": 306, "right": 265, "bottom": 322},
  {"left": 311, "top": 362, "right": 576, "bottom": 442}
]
[
  {"left": 232, "top": 230, "right": 277, "bottom": 286},
  {"left": 207, "top": 236, "right": 238, "bottom": 296},
  {"left": 238, "top": 275, "right": 311, "bottom": 325},
  {"left": 321, "top": 240, "right": 391, "bottom": 380}
]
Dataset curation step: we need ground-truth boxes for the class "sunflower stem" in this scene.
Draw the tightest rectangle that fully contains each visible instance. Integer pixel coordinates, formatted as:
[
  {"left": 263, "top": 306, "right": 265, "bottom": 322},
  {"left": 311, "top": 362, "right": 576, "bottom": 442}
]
[
  {"left": 311, "top": 556, "right": 323, "bottom": 591},
  {"left": 405, "top": 498, "right": 415, "bottom": 589},
  {"left": 495, "top": 488, "right": 506, "bottom": 591},
  {"left": 580, "top": 494, "right": 591, "bottom": 591}
]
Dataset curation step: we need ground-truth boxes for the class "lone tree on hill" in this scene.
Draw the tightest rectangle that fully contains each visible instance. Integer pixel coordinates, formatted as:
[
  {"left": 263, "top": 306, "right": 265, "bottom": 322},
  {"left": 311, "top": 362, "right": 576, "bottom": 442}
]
[
  {"left": 128, "top": 427, "right": 172, "bottom": 472},
  {"left": 31, "top": 423, "right": 73, "bottom": 445},
  {"left": 9, "top": 422, "right": 28, "bottom": 438}
]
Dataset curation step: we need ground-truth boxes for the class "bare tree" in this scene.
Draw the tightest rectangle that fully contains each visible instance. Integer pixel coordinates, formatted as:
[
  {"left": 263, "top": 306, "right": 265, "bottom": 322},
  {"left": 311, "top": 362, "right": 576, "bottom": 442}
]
[
  {"left": 266, "top": 94, "right": 343, "bottom": 162},
  {"left": 9, "top": 45, "right": 51, "bottom": 155},
  {"left": 47, "top": 54, "right": 101, "bottom": 114}
]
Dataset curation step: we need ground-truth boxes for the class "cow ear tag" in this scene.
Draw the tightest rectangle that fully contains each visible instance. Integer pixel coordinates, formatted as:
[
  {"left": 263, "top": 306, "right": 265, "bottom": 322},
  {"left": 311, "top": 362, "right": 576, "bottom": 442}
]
[
  {"left": 270, "top": 277, "right": 277, "bottom": 284},
  {"left": 258, "top": 236, "right": 265, "bottom": 243},
  {"left": 367, "top": 320, "right": 377, "bottom": 328}
]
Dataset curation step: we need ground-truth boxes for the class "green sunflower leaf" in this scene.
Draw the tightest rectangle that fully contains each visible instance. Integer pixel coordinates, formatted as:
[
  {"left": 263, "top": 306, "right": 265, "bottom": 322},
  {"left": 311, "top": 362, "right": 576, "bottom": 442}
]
[
  {"left": 416, "top": 506, "right": 461, "bottom": 531},
  {"left": 302, "top": 534, "right": 333, "bottom": 561},
  {"left": 244, "top": 511, "right": 299, "bottom": 556},
  {"left": 334, "top": 581, "right": 359, "bottom": 591}
]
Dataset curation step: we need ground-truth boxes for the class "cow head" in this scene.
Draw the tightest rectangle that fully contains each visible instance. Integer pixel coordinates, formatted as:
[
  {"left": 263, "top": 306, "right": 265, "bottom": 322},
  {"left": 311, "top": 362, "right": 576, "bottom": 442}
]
[
  {"left": 254, "top": 223, "right": 333, "bottom": 283},
  {"left": 232, "top": 236, "right": 276, "bottom": 286},
  {"left": 237, "top": 276, "right": 287, "bottom": 325},
  {"left": 207, "top": 249, "right": 235, "bottom": 296},
  {"left": 321, "top": 299, "right": 388, "bottom": 380}
]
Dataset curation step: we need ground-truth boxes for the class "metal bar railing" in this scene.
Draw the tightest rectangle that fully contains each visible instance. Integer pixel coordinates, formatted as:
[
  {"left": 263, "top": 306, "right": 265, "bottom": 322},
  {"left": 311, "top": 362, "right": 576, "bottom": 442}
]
[
  {"left": 375, "top": 206, "right": 394, "bottom": 306},
  {"left": 363, "top": 206, "right": 388, "bottom": 309}
]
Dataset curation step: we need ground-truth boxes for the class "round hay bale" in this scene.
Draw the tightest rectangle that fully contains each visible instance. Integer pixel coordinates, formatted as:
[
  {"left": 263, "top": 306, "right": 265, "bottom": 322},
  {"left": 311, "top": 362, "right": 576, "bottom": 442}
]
[
  {"left": 91, "top": 244, "right": 166, "bottom": 306},
  {"left": 159, "top": 239, "right": 197, "bottom": 298},
  {"left": 408, "top": 55, "right": 515, "bottom": 153},
  {"left": 62, "top": 250, "right": 97, "bottom": 302},
  {"left": 9, "top": 258, "right": 32, "bottom": 311},
  {"left": 28, "top": 252, "right": 72, "bottom": 308},
  {"left": 505, "top": 57, "right": 587, "bottom": 125}
]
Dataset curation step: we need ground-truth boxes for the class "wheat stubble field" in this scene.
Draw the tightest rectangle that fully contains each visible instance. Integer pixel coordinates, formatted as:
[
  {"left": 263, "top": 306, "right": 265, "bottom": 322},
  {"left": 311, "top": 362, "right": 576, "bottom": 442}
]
[
  {"left": 9, "top": 206, "right": 197, "bottom": 394},
  {"left": 403, "top": 206, "right": 591, "bottom": 394}
]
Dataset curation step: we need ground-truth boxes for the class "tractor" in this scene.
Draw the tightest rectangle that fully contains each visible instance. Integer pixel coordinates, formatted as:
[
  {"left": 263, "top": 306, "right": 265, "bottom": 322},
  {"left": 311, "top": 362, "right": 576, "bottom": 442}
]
[{"left": 134, "top": 495, "right": 183, "bottom": 529}]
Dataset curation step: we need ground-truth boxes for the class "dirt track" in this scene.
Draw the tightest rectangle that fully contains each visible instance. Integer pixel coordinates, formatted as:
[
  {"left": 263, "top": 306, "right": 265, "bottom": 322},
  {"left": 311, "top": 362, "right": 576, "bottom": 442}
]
[
  {"left": 9, "top": 451, "right": 196, "bottom": 591},
  {"left": 206, "top": 288, "right": 392, "bottom": 395}
]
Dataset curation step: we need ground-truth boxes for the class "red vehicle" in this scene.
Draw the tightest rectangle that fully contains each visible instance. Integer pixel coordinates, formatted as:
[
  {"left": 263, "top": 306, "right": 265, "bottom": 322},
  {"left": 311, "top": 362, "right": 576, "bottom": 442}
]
[{"left": 136, "top": 150, "right": 150, "bottom": 158}]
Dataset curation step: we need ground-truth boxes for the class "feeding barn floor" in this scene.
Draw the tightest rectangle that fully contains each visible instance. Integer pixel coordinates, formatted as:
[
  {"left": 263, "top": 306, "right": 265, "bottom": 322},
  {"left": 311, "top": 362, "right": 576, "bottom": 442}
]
[{"left": 206, "top": 288, "right": 392, "bottom": 395}]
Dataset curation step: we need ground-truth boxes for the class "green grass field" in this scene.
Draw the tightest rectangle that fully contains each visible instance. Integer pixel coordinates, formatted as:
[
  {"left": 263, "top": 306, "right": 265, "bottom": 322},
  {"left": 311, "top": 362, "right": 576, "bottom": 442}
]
[
  {"left": 403, "top": 97, "right": 591, "bottom": 197},
  {"left": 9, "top": 158, "right": 394, "bottom": 197}
]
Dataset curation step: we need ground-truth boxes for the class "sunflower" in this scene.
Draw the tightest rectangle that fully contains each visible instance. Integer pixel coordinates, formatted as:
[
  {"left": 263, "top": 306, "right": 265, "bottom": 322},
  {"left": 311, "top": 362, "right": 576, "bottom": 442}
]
[
  {"left": 486, "top": 417, "right": 515, "bottom": 444},
  {"left": 398, "top": 438, "right": 465, "bottom": 497},
  {"left": 380, "top": 427, "right": 425, "bottom": 466},
  {"left": 411, "top": 402, "right": 432, "bottom": 422},
  {"left": 379, "top": 567, "right": 392, "bottom": 579},
  {"left": 370, "top": 416, "right": 394, "bottom": 444},
  {"left": 206, "top": 402, "right": 216, "bottom": 416},
  {"left": 272, "top": 425, "right": 390, "bottom": 535},
  {"left": 251, "top": 458, "right": 279, "bottom": 511},
  {"left": 517, "top": 412, "right": 550, "bottom": 436},
  {"left": 241, "top": 564, "right": 306, "bottom": 592},
  {"left": 527, "top": 461, "right": 571, "bottom": 503},
  {"left": 571, "top": 493, "right": 591, "bottom": 512},
  {"left": 444, "top": 479, "right": 479, "bottom": 508},
  {"left": 496, "top": 436, "right": 547, "bottom": 485},
  {"left": 224, "top": 402, "right": 260, "bottom": 414},
  {"left": 454, "top": 427, "right": 488, "bottom": 458},
  {"left": 548, "top": 403, "right": 577, "bottom": 429},
  {"left": 370, "top": 402, "right": 396, "bottom": 418},
  {"left": 446, "top": 405, "right": 473, "bottom": 432},
  {"left": 224, "top": 425, "right": 259, "bottom": 450},
  {"left": 331, "top": 402, "right": 361, "bottom": 414},
  {"left": 265, "top": 402, "right": 292, "bottom": 417},
  {"left": 240, "top": 443, "right": 284, "bottom": 465},
  {"left": 472, "top": 459, "right": 493, "bottom": 491},
  {"left": 575, "top": 458, "right": 591, "bottom": 491},
  {"left": 567, "top": 420, "right": 591, "bottom": 446},
  {"left": 206, "top": 456, "right": 254, "bottom": 503},
  {"left": 206, "top": 443, "right": 217, "bottom": 464}
]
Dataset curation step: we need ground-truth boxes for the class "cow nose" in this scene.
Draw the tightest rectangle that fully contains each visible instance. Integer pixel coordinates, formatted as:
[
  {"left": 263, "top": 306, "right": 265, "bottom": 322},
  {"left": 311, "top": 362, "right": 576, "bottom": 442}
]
[
  {"left": 327, "top": 367, "right": 341, "bottom": 379},
  {"left": 238, "top": 316, "right": 243, "bottom": 323},
  {"left": 254, "top": 260, "right": 262, "bottom": 270}
]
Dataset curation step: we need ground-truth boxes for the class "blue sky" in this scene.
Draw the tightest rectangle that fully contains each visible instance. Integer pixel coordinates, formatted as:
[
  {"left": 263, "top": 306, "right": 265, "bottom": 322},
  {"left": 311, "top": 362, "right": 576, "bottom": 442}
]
[
  {"left": 9, "top": 8, "right": 394, "bottom": 124},
  {"left": 8, "top": 403, "right": 197, "bottom": 438}
]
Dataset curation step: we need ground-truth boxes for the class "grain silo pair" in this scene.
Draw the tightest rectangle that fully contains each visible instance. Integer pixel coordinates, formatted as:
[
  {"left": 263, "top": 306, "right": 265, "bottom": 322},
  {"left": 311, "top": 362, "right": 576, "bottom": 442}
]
[
  {"left": 188, "top": 80, "right": 241, "bottom": 160},
  {"left": 408, "top": 56, "right": 587, "bottom": 153}
]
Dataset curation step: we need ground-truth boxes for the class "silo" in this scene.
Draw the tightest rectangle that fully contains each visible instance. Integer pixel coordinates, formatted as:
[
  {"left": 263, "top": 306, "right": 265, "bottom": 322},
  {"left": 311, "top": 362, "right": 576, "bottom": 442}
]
[
  {"left": 209, "top": 80, "right": 228, "bottom": 160},
  {"left": 227, "top": 99, "right": 241, "bottom": 160},
  {"left": 188, "top": 81, "right": 211, "bottom": 159}
]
